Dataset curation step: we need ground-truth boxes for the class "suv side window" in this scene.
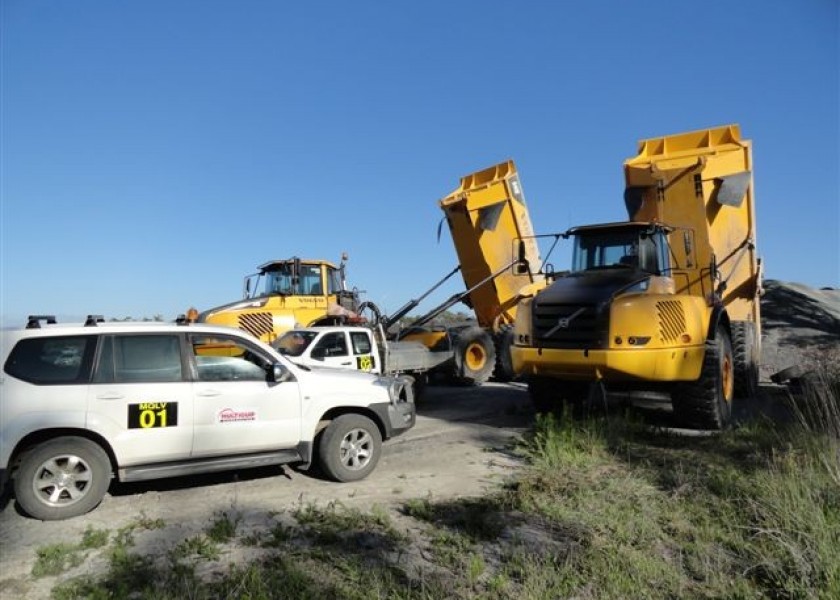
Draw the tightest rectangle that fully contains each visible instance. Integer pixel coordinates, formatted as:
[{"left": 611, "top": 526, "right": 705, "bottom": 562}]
[
  {"left": 4, "top": 335, "right": 97, "bottom": 384},
  {"left": 190, "top": 334, "right": 270, "bottom": 382},
  {"left": 93, "top": 334, "right": 184, "bottom": 383}
]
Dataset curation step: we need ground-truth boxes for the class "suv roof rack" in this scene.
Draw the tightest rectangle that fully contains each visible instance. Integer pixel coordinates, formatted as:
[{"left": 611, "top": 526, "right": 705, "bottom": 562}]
[
  {"left": 84, "top": 315, "right": 105, "bottom": 327},
  {"left": 26, "top": 315, "right": 57, "bottom": 329}
]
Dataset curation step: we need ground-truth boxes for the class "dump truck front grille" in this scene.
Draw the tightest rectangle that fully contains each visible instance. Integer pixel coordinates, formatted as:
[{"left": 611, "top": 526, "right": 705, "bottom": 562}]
[
  {"left": 237, "top": 313, "right": 274, "bottom": 339},
  {"left": 657, "top": 301, "right": 686, "bottom": 343},
  {"left": 532, "top": 302, "right": 601, "bottom": 348}
]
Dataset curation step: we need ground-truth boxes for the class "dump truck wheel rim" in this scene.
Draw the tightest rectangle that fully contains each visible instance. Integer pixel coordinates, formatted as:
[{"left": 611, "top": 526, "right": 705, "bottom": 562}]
[
  {"left": 465, "top": 343, "right": 486, "bottom": 371},
  {"left": 722, "top": 351, "right": 734, "bottom": 403}
]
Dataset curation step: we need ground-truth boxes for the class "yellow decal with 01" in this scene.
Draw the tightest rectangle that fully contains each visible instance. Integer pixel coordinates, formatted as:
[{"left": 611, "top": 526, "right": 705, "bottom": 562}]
[{"left": 128, "top": 402, "right": 179, "bottom": 429}]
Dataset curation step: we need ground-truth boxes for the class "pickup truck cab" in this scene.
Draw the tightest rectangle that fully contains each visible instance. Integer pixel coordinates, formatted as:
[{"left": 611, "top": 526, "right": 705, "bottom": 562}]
[
  {"left": 274, "top": 326, "right": 453, "bottom": 379},
  {"left": 275, "top": 327, "right": 384, "bottom": 373},
  {"left": 0, "top": 316, "right": 415, "bottom": 520}
]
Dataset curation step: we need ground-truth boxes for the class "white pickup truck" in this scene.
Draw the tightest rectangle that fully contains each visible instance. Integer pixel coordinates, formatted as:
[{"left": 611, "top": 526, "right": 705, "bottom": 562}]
[{"left": 273, "top": 326, "right": 453, "bottom": 385}]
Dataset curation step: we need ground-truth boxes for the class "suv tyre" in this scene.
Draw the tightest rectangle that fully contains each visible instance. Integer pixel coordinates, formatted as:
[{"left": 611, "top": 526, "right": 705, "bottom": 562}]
[
  {"left": 318, "top": 414, "right": 382, "bottom": 482},
  {"left": 15, "top": 437, "right": 111, "bottom": 521}
]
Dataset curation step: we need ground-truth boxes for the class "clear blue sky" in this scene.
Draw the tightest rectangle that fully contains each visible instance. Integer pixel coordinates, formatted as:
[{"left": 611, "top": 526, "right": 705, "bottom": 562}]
[{"left": 1, "top": 0, "right": 838, "bottom": 325}]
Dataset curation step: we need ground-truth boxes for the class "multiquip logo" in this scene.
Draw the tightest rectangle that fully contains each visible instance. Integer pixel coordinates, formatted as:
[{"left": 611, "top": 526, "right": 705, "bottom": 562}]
[{"left": 218, "top": 408, "right": 257, "bottom": 423}]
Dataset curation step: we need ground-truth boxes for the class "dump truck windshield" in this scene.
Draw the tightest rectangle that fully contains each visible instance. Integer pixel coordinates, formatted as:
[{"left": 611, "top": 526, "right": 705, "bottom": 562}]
[
  {"left": 262, "top": 264, "right": 323, "bottom": 296},
  {"left": 572, "top": 229, "right": 662, "bottom": 274}
]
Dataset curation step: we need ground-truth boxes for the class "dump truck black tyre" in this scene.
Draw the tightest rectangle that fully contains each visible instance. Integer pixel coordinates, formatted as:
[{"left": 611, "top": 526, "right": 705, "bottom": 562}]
[
  {"left": 493, "top": 325, "right": 516, "bottom": 382},
  {"left": 672, "top": 326, "right": 735, "bottom": 430},
  {"left": 731, "top": 321, "right": 759, "bottom": 399},
  {"left": 453, "top": 326, "right": 495, "bottom": 385}
]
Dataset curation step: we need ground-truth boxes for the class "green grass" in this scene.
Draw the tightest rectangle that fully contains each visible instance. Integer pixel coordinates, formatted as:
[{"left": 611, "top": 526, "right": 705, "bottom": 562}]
[
  {"left": 206, "top": 508, "right": 241, "bottom": 543},
  {"left": 31, "top": 526, "right": 110, "bottom": 578}
]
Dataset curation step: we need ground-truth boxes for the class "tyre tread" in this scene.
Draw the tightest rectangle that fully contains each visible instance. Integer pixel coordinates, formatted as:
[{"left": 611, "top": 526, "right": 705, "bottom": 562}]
[
  {"left": 672, "top": 328, "right": 732, "bottom": 429},
  {"left": 731, "top": 321, "right": 758, "bottom": 398}
]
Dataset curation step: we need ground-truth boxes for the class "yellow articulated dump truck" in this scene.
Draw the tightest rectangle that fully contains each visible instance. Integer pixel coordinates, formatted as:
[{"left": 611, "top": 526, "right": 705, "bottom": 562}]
[
  {"left": 511, "top": 125, "right": 761, "bottom": 429},
  {"left": 436, "top": 160, "right": 545, "bottom": 380},
  {"left": 193, "top": 255, "right": 365, "bottom": 344}
]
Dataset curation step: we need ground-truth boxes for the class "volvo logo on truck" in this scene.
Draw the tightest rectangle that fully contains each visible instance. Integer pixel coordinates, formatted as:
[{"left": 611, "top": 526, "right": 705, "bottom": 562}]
[{"left": 546, "top": 307, "right": 586, "bottom": 337}]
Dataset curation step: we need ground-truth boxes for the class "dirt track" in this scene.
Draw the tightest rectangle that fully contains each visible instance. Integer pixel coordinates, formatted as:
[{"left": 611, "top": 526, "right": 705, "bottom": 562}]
[{"left": 0, "top": 383, "right": 532, "bottom": 597}]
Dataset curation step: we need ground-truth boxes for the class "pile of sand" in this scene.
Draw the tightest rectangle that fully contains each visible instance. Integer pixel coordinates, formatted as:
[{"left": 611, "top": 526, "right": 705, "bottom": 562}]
[{"left": 760, "top": 280, "right": 840, "bottom": 380}]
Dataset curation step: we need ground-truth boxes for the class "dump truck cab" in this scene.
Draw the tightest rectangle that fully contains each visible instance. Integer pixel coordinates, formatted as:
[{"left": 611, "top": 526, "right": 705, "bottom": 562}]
[
  {"left": 197, "top": 256, "right": 363, "bottom": 344},
  {"left": 569, "top": 221, "right": 672, "bottom": 275},
  {"left": 244, "top": 258, "right": 341, "bottom": 300}
]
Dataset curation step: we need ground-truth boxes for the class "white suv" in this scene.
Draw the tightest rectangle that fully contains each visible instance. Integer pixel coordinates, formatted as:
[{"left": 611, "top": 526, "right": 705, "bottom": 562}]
[{"left": 0, "top": 316, "right": 415, "bottom": 520}]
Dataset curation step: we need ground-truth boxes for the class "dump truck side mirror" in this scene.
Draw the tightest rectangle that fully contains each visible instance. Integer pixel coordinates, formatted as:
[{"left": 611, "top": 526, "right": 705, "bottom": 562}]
[{"left": 514, "top": 240, "right": 530, "bottom": 275}]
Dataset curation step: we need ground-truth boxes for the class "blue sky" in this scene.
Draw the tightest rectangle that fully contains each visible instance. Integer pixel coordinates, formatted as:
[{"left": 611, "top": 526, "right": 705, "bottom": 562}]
[{"left": 1, "top": 0, "right": 838, "bottom": 325}]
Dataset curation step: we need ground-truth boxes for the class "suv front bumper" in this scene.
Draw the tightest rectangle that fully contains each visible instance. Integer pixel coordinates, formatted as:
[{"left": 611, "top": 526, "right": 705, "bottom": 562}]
[{"left": 370, "top": 396, "right": 416, "bottom": 439}]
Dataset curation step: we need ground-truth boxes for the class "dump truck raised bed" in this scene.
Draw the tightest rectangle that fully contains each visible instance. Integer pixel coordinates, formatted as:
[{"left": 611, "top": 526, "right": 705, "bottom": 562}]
[
  {"left": 433, "top": 160, "right": 544, "bottom": 379},
  {"left": 511, "top": 124, "right": 762, "bottom": 429}
]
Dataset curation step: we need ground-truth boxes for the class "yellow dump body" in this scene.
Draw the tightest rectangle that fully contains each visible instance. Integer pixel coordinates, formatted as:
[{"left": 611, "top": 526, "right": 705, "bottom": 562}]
[
  {"left": 439, "top": 160, "right": 542, "bottom": 329},
  {"left": 624, "top": 124, "right": 761, "bottom": 331}
]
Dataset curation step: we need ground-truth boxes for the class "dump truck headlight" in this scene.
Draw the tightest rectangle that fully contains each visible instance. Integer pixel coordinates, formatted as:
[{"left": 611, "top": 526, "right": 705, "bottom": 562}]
[{"left": 513, "top": 299, "right": 533, "bottom": 344}]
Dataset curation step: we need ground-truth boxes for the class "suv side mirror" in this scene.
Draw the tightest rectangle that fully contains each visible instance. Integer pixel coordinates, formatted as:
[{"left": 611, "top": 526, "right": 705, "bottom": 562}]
[{"left": 271, "top": 364, "right": 294, "bottom": 383}]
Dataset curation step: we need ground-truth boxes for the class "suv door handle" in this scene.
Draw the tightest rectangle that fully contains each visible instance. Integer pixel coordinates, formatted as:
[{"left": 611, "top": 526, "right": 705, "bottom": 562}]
[
  {"left": 96, "top": 392, "right": 125, "bottom": 400},
  {"left": 340, "top": 362, "right": 352, "bottom": 366},
  {"left": 196, "top": 389, "right": 221, "bottom": 397}
]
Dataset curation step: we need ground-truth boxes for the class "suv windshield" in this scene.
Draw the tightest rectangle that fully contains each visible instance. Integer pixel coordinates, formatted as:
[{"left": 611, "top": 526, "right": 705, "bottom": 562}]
[
  {"left": 274, "top": 331, "right": 318, "bottom": 357},
  {"left": 571, "top": 228, "right": 664, "bottom": 274}
]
